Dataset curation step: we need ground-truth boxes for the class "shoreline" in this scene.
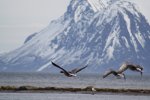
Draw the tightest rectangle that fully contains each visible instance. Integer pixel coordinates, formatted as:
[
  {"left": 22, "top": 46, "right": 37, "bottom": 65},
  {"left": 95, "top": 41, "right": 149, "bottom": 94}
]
[{"left": 0, "top": 86, "right": 150, "bottom": 95}]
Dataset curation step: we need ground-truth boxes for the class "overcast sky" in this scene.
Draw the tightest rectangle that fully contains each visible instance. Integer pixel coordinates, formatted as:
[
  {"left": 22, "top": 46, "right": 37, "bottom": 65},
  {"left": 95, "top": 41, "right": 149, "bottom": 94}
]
[
  {"left": 0, "top": 0, "right": 150, "bottom": 53},
  {"left": 0, "top": 0, "right": 70, "bottom": 53}
]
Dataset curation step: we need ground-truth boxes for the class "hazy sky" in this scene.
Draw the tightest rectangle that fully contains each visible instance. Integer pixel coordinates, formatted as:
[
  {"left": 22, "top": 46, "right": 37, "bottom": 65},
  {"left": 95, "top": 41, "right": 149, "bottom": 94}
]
[
  {"left": 0, "top": 0, "right": 70, "bottom": 53},
  {"left": 0, "top": 0, "right": 150, "bottom": 53}
]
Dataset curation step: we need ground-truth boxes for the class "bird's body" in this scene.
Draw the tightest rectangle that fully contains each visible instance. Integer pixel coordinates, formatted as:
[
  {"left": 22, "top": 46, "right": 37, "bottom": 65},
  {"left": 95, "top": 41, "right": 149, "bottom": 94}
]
[
  {"left": 60, "top": 71, "right": 77, "bottom": 77},
  {"left": 51, "top": 61, "right": 88, "bottom": 77}
]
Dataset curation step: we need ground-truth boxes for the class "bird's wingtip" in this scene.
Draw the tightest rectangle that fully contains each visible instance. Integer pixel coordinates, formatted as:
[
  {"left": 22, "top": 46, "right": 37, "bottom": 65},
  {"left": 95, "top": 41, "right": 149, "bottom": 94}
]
[
  {"left": 102, "top": 75, "right": 106, "bottom": 79},
  {"left": 51, "top": 61, "right": 55, "bottom": 64},
  {"left": 51, "top": 61, "right": 56, "bottom": 66}
]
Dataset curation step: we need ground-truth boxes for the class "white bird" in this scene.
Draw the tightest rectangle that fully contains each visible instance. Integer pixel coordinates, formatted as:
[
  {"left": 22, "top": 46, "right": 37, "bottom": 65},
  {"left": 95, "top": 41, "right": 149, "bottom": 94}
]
[{"left": 51, "top": 61, "right": 88, "bottom": 77}]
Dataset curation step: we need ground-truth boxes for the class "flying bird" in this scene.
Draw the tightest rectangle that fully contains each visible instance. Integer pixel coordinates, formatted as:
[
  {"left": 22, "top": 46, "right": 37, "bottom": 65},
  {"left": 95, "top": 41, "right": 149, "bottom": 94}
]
[
  {"left": 103, "top": 62, "right": 143, "bottom": 79},
  {"left": 51, "top": 61, "right": 88, "bottom": 77}
]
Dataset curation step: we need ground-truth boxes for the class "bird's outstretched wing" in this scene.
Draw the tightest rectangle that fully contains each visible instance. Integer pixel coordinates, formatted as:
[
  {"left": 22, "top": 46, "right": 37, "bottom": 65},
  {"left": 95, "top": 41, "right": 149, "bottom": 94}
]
[
  {"left": 70, "top": 65, "right": 88, "bottom": 74},
  {"left": 51, "top": 62, "right": 70, "bottom": 75},
  {"left": 103, "top": 70, "right": 114, "bottom": 78}
]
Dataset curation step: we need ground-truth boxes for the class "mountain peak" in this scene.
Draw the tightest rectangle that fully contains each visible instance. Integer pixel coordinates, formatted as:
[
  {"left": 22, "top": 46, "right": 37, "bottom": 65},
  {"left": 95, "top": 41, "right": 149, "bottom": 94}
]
[
  {"left": 0, "top": 0, "right": 150, "bottom": 73},
  {"left": 65, "top": 0, "right": 94, "bottom": 23}
]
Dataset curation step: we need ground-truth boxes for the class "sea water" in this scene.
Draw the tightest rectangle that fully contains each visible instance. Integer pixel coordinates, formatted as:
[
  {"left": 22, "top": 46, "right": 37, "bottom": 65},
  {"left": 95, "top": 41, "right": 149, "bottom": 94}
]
[
  {"left": 0, "top": 72, "right": 150, "bottom": 89},
  {"left": 0, "top": 93, "right": 150, "bottom": 100},
  {"left": 0, "top": 72, "right": 150, "bottom": 100}
]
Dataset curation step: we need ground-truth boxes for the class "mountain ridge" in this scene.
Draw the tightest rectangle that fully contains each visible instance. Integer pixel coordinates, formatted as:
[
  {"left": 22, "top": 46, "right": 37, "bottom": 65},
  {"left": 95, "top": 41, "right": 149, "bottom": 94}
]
[{"left": 0, "top": 0, "right": 150, "bottom": 73}]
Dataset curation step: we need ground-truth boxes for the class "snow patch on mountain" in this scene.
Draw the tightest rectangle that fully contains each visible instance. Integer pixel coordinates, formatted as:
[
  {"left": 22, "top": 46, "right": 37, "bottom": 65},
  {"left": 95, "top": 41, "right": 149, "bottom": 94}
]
[
  {"left": 121, "top": 36, "right": 130, "bottom": 48},
  {"left": 0, "top": 0, "right": 150, "bottom": 73},
  {"left": 135, "top": 32, "right": 145, "bottom": 48},
  {"left": 87, "top": 0, "right": 104, "bottom": 12},
  {"left": 122, "top": 10, "right": 138, "bottom": 52}
]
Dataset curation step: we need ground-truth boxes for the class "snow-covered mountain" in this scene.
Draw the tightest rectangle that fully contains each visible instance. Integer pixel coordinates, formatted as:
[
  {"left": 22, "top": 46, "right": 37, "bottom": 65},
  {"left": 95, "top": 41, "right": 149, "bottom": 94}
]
[{"left": 0, "top": 0, "right": 150, "bottom": 73}]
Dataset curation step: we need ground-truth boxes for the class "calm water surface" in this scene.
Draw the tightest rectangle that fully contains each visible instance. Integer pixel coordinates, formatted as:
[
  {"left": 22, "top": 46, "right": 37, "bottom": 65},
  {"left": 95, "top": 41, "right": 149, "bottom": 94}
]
[
  {"left": 0, "top": 93, "right": 150, "bottom": 100},
  {"left": 0, "top": 72, "right": 150, "bottom": 89},
  {"left": 0, "top": 72, "right": 150, "bottom": 100}
]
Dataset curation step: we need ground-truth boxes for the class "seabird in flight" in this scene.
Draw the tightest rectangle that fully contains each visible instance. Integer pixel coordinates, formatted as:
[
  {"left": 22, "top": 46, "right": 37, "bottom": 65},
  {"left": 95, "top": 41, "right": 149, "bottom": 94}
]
[
  {"left": 51, "top": 61, "right": 88, "bottom": 77},
  {"left": 103, "top": 62, "right": 143, "bottom": 79}
]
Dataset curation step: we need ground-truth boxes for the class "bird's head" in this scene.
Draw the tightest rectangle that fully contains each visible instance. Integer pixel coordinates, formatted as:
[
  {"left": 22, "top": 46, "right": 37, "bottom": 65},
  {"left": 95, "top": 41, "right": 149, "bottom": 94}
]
[
  {"left": 60, "top": 71, "right": 64, "bottom": 73},
  {"left": 136, "top": 65, "right": 143, "bottom": 76},
  {"left": 137, "top": 65, "right": 143, "bottom": 70}
]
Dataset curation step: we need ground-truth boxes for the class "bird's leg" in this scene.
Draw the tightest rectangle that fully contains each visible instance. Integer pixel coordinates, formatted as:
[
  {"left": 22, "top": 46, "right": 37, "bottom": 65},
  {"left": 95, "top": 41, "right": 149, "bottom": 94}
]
[{"left": 122, "top": 73, "right": 126, "bottom": 80}]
